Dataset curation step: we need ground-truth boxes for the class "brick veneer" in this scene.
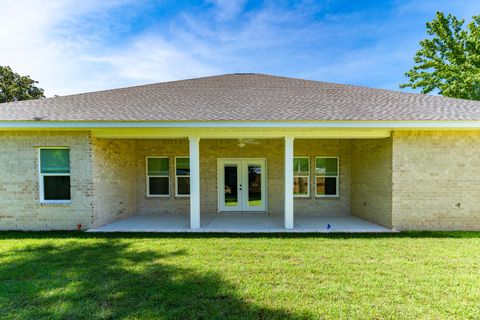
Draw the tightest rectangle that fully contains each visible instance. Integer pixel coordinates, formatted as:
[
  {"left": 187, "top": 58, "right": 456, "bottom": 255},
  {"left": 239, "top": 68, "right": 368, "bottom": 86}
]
[
  {"left": 91, "top": 138, "right": 136, "bottom": 227},
  {"left": 3, "top": 130, "right": 479, "bottom": 231},
  {"left": 351, "top": 138, "right": 393, "bottom": 228},
  {"left": 392, "top": 131, "right": 480, "bottom": 230},
  {"left": 134, "top": 139, "right": 351, "bottom": 216},
  {"left": 0, "top": 131, "right": 93, "bottom": 230}
]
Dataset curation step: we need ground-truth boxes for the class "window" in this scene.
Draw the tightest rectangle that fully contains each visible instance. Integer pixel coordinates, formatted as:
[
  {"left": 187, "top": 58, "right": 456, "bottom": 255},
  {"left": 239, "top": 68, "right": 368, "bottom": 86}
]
[
  {"left": 315, "top": 157, "right": 339, "bottom": 197},
  {"left": 175, "top": 157, "right": 190, "bottom": 196},
  {"left": 146, "top": 157, "right": 169, "bottom": 196},
  {"left": 293, "top": 157, "right": 310, "bottom": 197},
  {"left": 39, "top": 148, "right": 71, "bottom": 203}
]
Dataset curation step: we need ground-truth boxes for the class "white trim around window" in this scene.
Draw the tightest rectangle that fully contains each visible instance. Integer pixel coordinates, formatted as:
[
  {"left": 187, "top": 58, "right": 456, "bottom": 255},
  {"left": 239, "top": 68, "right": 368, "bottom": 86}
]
[
  {"left": 315, "top": 156, "right": 339, "bottom": 198},
  {"left": 175, "top": 156, "right": 190, "bottom": 197},
  {"left": 38, "top": 147, "right": 71, "bottom": 204},
  {"left": 146, "top": 156, "right": 170, "bottom": 197},
  {"left": 293, "top": 156, "right": 310, "bottom": 198}
]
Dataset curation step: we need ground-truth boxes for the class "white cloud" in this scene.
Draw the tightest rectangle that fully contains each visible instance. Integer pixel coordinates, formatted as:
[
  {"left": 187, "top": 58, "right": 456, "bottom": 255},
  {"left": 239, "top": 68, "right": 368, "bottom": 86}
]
[
  {"left": 1, "top": 0, "right": 480, "bottom": 97},
  {"left": 0, "top": 0, "right": 218, "bottom": 96},
  {"left": 89, "top": 35, "right": 220, "bottom": 83},
  {"left": 0, "top": 0, "right": 129, "bottom": 95},
  {"left": 207, "top": 0, "right": 247, "bottom": 21}
]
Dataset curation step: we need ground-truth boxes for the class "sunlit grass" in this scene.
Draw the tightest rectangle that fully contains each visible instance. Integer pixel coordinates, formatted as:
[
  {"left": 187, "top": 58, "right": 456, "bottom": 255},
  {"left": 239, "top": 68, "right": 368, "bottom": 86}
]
[{"left": 0, "top": 232, "right": 479, "bottom": 319}]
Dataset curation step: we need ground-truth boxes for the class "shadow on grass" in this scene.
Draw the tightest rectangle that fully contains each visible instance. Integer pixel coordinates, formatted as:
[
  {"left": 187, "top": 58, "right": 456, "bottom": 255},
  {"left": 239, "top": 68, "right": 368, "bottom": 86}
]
[
  {"left": 0, "top": 230, "right": 480, "bottom": 240},
  {"left": 0, "top": 240, "right": 306, "bottom": 319}
]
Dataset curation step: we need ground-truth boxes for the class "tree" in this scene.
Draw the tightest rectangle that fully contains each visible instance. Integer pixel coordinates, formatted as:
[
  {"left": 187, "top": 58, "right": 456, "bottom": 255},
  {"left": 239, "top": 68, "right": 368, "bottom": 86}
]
[
  {"left": 0, "top": 66, "right": 45, "bottom": 103},
  {"left": 400, "top": 12, "right": 480, "bottom": 100}
]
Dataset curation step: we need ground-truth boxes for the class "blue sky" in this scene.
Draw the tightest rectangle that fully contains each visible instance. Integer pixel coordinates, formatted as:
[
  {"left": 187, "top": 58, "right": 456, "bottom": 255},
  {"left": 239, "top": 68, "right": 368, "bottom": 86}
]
[{"left": 1, "top": 0, "right": 479, "bottom": 96}]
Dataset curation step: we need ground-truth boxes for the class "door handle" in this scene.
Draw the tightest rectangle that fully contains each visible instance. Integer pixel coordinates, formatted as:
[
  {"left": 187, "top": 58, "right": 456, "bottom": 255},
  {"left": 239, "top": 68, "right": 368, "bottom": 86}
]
[{"left": 239, "top": 184, "right": 242, "bottom": 191}]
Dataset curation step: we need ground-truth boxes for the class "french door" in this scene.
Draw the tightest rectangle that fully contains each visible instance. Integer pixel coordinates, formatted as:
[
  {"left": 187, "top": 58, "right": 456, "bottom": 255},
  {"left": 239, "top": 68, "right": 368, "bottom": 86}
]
[{"left": 218, "top": 159, "right": 267, "bottom": 212}]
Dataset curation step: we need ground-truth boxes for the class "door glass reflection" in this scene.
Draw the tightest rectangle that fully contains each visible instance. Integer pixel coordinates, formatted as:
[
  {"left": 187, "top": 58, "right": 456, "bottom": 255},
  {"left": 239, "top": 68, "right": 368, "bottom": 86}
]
[
  {"left": 224, "top": 166, "right": 238, "bottom": 206},
  {"left": 248, "top": 165, "right": 262, "bottom": 207}
]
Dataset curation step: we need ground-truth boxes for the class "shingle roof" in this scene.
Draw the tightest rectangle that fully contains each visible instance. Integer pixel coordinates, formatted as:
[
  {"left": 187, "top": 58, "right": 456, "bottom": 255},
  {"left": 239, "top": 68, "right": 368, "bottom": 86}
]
[{"left": 1, "top": 73, "right": 480, "bottom": 121}]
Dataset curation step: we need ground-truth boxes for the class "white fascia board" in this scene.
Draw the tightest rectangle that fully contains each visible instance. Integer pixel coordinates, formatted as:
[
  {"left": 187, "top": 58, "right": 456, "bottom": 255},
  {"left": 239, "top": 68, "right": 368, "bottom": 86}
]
[{"left": 1, "top": 121, "right": 480, "bottom": 129}]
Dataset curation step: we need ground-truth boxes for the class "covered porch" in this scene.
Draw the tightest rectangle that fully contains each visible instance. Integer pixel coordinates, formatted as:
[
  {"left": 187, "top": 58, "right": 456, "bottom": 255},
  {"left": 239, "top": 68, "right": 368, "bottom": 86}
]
[
  {"left": 89, "top": 126, "right": 394, "bottom": 232},
  {"left": 88, "top": 214, "right": 392, "bottom": 233}
]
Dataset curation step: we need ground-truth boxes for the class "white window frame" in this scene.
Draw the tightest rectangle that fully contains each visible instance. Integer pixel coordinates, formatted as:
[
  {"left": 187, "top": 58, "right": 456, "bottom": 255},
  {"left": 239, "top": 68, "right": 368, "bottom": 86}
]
[
  {"left": 175, "top": 156, "right": 190, "bottom": 197},
  {"left": 315, "top": 156, "right": 339, "bottom": 198},
  {"left": 293, "top": 156, "right": 310, "bottom": 198},
  {"left": 38, "top": 147, "right": 71, "bottom": 204},
  {"left": 146, "top": 156, "right": 170, "bottom": 197}
]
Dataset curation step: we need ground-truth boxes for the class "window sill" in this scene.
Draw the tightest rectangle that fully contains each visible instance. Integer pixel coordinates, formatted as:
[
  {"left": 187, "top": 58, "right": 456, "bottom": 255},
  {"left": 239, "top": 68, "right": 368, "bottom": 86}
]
[
  {"left": 294, "top": 195, "right": 310, "bottom": 199},
  {"left": 146, "top": 195, "right": 170, "bottom": 199},
  {"left": 39, "top": 201, "right": 72, "bottom": 206},
  {"left": 315, "top": 196, "right": 339, "bottom": 199}
]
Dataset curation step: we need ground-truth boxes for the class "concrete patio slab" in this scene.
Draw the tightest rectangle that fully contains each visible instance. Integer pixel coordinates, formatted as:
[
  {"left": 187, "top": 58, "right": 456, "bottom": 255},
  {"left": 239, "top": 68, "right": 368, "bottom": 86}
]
[
  {"left": 203, "top": 214, "right": 285, "bottom": 232},
  {"left": 88, "top": 214, "right": 393, "bottom": 233},
  {"left": 295, "top": 215, "right": 390, "bottom": 232},
  {"left": 87, "top": 214, "right": 202, "bottom": 232}
]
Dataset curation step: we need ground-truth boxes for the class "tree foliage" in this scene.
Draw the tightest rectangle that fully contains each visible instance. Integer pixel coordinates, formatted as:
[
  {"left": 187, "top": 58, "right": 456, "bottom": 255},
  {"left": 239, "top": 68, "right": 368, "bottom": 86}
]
[
  {"left": 401, "top": 12, "right": 480, "bottom": 100},
  {"left": 0, "top": 66, "right": 45, "bottom": 103}
]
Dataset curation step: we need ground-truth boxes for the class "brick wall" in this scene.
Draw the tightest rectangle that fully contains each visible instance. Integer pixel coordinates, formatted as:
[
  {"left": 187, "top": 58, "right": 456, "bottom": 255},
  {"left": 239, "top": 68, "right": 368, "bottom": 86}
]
[
  {"left": 0, "top": 133, "right": 391, "bottom": 230},
  {"left": 351, "top": 138, "right": 392, "bottom": 228},
  {"left": 200, "top": 139, "right": 285, "bottom": 215},
  {"left": 91, "top": 138, "right": 136, "bottom": 227},
  {"left": 0, "top": 131, "right": 93, "bottom": 230},
  {"left": 294, "top": 139, "right": 351, "bottom": 215},
  {"left": 133, "top": 138, "right": 350, "bottom": 216},
  {"left": 392, "top": 131, "right": 480, "bottom": 231},
  {"left": 134, "top": 139, "right": 190, "bottom": 215},
  {"left": 133, "top": 139, "right": 285, "bottom": 215},
  {"left": 91, "top": 133, "right": 480, "bottom": 229}
]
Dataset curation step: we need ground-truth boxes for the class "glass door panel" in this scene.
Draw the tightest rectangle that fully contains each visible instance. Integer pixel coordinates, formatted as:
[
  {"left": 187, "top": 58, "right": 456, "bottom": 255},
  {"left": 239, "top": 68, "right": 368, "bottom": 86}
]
[
  {"left": 224, "top": 165, "right": 239, "bottom": 207},
  {"left": 242, "top": 161, "right": 266, "bottom": 211},
  {"left": 218, "top": 159, "right": 266, "bottom": 212},
  {"left": 218, "top": 160, "right": 242, "bottom": 211},
  {"left": 247, "top": 165, "right": 262, "bottom": 207}
]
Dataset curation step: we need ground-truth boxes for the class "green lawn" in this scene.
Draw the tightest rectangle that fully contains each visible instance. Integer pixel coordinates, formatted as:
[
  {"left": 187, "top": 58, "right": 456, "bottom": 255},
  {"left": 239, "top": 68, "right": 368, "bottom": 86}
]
[{"left": 1, "top": 232, "right": 480, "bottom": 319}]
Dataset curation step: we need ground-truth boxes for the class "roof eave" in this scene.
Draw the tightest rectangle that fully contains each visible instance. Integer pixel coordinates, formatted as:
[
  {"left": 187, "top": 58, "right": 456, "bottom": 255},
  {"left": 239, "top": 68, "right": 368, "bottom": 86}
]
[{"left": 1, "top": 120, "right": 480, "bottom": 129}]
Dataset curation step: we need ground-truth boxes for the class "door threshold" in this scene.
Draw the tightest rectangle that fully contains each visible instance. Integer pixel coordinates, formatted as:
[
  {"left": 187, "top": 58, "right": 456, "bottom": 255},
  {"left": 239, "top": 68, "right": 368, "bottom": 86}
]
[{"left": 218, "top": 211, "right": 268, "bottom": 215}]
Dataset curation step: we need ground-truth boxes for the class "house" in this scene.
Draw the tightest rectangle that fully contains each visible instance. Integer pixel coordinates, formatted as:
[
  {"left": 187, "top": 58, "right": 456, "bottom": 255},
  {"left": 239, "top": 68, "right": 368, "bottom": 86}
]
[{"left": 1, "top": 73, "right": 480, "bottom": 231}]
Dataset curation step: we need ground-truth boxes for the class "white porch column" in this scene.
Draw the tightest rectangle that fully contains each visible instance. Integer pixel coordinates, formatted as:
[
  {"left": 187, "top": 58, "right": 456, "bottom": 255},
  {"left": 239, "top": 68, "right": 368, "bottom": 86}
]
[
  {"left": 189, "top": 136, "right": 201, "bottom": 229},
  {"left": 284, "top": 136, "right": 294, "bottom": 229}
]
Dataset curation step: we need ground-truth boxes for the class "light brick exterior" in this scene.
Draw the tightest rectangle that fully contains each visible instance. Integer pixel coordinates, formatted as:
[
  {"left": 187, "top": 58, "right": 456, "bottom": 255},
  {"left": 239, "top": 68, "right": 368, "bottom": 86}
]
[
  {"left": 351, "top": 138, "right": 392, "bottom": 228},
  {"left": 91, "top": 138, "right": 136, "bottom": 227},
  {"left": 133, "top": 139, "right": 350, "bottom": 216},
  {"left": 201, "top": 139, "right": 284, "bottom": 215},
  {"left": 392, "top": 131, "right": 480, "bottom": 231},
  {"left": 0, "top": 131, "right": 93, "bottom": 230},
  {"left": 1, "top": 130, "right": 480, "bottom": 231},
  {"left": 135, "top": 139, "right": 190, "bottom": 215},
  {"left": 294, "top": 139, "right": 351, "bottom": 215}
]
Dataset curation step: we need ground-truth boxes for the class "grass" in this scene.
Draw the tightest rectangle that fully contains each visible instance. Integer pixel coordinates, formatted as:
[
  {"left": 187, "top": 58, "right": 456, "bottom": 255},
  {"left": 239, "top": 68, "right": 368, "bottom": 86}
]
[{"left": 1, "top": 232, "right": 480, "bottom": 319}]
